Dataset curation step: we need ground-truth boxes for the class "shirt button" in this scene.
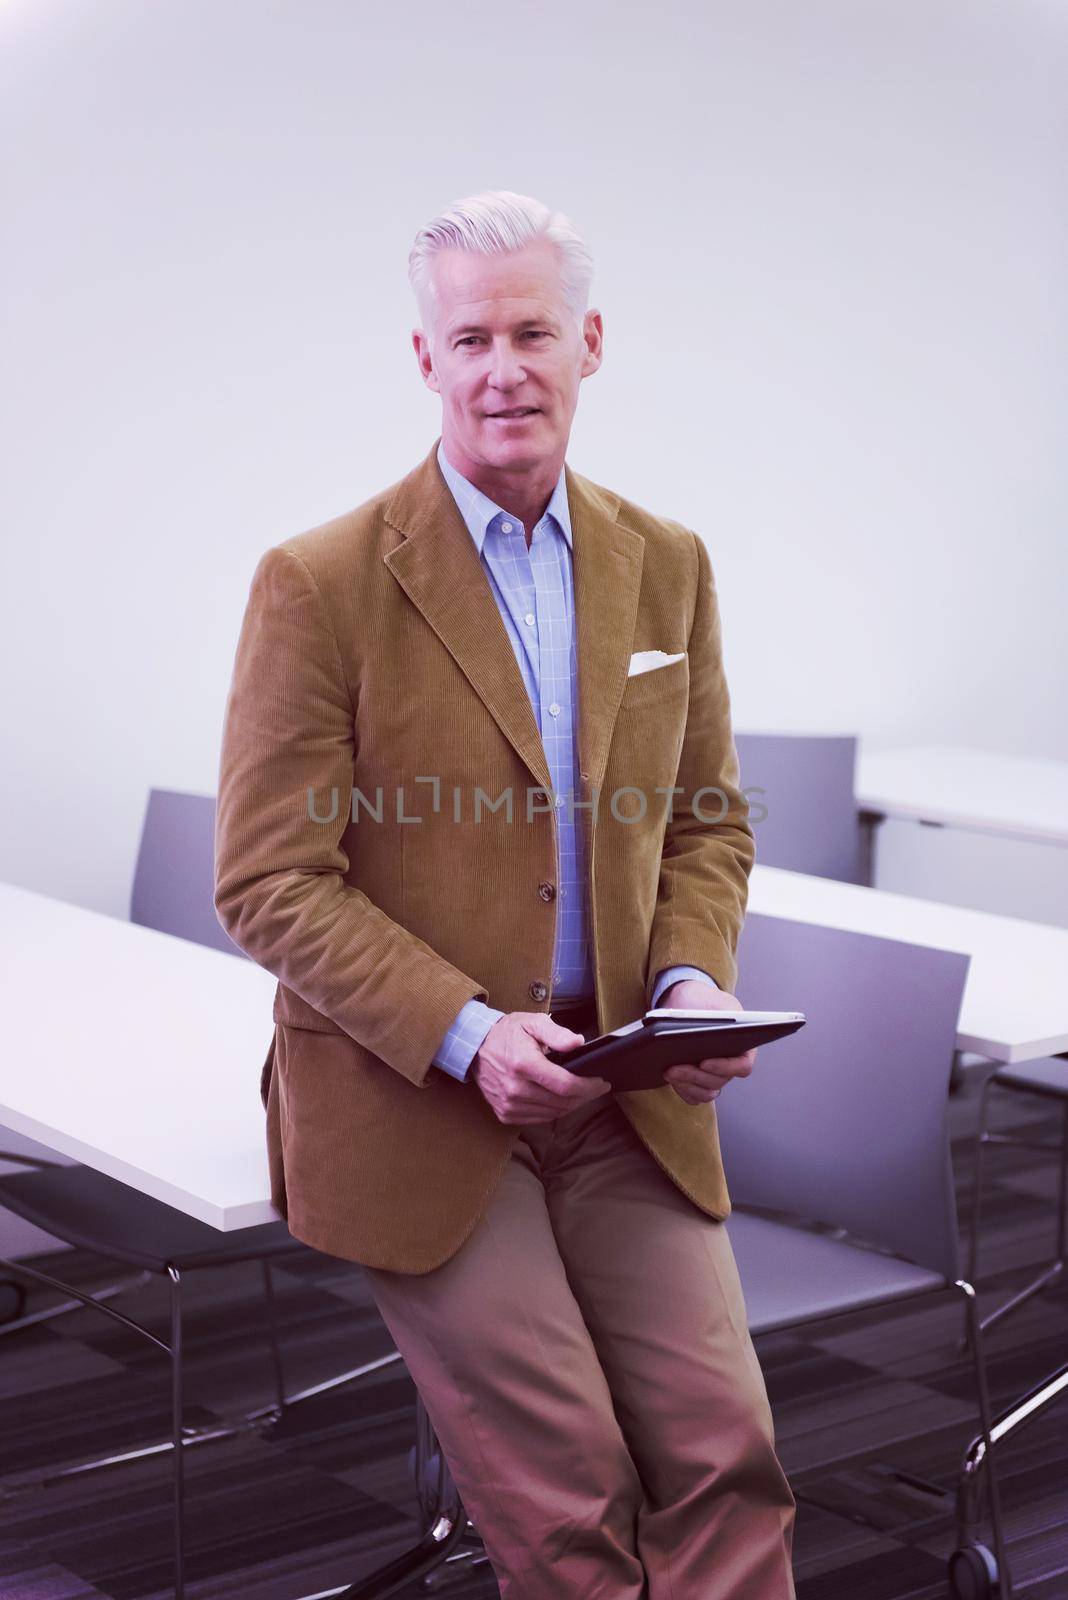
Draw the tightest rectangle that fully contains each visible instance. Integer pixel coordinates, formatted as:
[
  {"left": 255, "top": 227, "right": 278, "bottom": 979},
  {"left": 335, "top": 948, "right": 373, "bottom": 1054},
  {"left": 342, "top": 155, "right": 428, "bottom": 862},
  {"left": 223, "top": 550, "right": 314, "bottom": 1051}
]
[
  {"left": 538, "top": 882, "right": 556, "bottom": 902},
  {"left": 548, "top": 702, "right": 560, "bottom": 717},
  {"left": 524, "top": 612, "right": 536, "bottom": 626},
  {"left": 500, "top": 520, "right": 513, "bottom": 533},
  {"left": 529, "top": 980, "right": 548, "bottom": 1002}
]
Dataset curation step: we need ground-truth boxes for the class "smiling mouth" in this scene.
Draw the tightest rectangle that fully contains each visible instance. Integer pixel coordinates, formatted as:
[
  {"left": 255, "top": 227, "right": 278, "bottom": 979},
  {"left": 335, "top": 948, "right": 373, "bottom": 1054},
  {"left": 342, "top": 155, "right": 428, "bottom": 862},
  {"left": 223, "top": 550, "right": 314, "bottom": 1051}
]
[{"left": 486, "top": 408, "right": 540, "bottom": 419}]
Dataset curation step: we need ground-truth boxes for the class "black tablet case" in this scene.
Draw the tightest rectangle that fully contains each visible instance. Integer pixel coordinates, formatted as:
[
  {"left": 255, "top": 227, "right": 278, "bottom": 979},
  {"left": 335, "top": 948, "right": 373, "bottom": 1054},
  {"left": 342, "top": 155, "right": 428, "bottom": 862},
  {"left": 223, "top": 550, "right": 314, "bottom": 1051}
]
[{"left": 545, "top": 1015, "right": 806, "bottom": 1093}]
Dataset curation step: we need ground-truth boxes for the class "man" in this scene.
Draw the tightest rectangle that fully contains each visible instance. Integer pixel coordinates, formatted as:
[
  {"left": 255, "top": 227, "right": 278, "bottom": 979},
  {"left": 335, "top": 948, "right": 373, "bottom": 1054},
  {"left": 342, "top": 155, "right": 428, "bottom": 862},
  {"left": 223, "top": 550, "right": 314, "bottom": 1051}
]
[{"left": 214, "top": 189, "right": 796, "bottom": 1597}]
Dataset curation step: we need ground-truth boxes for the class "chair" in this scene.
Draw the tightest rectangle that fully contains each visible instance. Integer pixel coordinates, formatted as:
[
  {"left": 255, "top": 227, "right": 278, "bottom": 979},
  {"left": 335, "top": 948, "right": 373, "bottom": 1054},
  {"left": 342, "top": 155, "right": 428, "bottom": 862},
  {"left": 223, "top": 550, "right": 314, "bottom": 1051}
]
[
  {"left": 131, "top": 788, "right": 250, "bottom": 958},
  {"left": 965, "top": 1057, "right": 1068, "bottom": 1339},
  {"left": 733, "top": 731, "right": 867, "bottom": 884},
  {"left": 720, "top": 911, "right": 1015, "bottom": 1598},
  {"left": 0, "top": 788, "right": 471, "bottom": 1598}
]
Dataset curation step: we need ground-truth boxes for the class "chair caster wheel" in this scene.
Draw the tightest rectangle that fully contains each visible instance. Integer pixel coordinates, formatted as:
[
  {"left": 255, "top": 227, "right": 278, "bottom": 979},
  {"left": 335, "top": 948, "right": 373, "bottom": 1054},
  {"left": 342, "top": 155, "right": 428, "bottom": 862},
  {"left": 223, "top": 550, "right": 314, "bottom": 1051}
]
[{"left": 948, "top": 1542, "right": 999, "bottom": 1599}]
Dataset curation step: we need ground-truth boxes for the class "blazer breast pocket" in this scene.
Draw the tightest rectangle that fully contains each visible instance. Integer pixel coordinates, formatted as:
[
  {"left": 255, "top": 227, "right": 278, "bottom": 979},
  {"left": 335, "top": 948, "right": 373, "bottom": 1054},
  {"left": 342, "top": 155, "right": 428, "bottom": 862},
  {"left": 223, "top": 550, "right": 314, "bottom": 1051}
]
[
  {"left": 609, "top": 654, "right": 691, "bottom": 803},
  {"left": 618, "top": 652, "right": 689, "bottom": 712}
]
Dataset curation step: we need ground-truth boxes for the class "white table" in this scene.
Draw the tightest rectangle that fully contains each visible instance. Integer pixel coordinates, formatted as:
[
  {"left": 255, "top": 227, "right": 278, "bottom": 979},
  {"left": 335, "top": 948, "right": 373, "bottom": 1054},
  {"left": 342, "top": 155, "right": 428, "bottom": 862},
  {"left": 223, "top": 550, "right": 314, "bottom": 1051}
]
[
  {"left": 0, "top": 881, "right": 469, "bottom": 1599},
  {"left": 3, "top": 869, "right": 1067, "bottom": 1250},
  {"left": 855, "top": 745, "right": 1068, "bottom": 929},
  {"left": 856, "top": 745, "right": 1068, "bottom": 848},
  {"left": 749, "top": 864, "right": 1068, "bottom": 1064},
  {"left": 0, "top": 881, "right": 280, "bottom": 1230}
]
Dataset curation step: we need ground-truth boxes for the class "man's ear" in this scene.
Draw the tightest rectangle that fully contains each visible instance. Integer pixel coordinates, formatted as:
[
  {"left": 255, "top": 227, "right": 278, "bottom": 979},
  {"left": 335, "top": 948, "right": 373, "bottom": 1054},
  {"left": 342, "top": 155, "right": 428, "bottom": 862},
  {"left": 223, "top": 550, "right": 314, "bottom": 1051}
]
[
  {"left": 580, "top": 308, "right": 604, "bottom": 378},
  {"left": 412, "top": 328, "right": 440, "bottom": 392}
]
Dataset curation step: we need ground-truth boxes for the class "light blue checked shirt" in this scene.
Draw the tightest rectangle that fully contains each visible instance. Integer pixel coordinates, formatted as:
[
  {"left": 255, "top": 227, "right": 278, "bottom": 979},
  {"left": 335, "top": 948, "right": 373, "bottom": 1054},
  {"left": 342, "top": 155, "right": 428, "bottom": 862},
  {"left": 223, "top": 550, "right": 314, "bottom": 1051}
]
[{"left": 430, "top": 439, "right": 715, "bottom": 1081}]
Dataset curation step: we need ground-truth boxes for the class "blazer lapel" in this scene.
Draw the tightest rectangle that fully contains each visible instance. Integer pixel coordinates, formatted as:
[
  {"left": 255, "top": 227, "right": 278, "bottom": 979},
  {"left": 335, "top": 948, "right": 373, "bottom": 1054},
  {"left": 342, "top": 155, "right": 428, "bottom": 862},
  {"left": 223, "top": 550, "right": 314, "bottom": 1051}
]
[
  {"left": 383, "top": 438, "right": 645, "bottom": 796},
  {"left": 566, "top": 461, "right": 645, "bottom": 790}
]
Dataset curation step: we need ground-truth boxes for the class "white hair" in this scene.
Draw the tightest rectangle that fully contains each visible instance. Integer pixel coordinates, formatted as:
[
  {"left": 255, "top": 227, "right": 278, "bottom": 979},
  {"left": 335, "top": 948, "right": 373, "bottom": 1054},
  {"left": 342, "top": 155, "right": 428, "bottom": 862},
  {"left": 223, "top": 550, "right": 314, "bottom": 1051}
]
[{"left": 408, "top": 189, "right": 594, "bottom": 348}]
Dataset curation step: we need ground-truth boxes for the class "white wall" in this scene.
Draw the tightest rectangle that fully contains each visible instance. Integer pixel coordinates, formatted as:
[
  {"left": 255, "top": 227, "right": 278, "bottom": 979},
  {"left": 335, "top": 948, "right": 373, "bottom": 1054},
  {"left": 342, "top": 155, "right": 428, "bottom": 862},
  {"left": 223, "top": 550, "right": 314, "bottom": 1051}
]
[{"left": 2, "top": 0, "right": 1064, "bottom": 919}]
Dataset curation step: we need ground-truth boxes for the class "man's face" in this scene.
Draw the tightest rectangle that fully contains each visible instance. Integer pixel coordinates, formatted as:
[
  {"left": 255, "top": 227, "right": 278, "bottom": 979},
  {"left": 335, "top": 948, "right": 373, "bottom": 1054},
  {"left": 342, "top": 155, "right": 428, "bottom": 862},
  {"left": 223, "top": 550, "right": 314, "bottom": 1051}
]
[{"left": 413, "top": 237, "right": 602, "bottom": 478}]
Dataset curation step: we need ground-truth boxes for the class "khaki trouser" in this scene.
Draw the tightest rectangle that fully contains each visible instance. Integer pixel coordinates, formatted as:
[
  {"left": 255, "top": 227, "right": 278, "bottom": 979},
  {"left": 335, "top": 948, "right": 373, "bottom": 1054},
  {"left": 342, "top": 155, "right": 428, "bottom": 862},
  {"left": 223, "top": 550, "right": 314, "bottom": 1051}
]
[{"left": 363, "top": 1009, "right": 797, "bottom": 1600}]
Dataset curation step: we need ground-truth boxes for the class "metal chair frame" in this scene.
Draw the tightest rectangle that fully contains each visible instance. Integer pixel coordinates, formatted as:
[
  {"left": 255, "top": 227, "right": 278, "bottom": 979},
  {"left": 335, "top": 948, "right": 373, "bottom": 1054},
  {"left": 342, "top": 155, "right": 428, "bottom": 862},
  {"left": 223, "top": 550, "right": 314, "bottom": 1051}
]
[
  {"left": 965, "top": 1063, "right": 1068, "bottom": 1341},
  {"left": 0, "top": 1147, "right": 474, "bottom": 1599}
]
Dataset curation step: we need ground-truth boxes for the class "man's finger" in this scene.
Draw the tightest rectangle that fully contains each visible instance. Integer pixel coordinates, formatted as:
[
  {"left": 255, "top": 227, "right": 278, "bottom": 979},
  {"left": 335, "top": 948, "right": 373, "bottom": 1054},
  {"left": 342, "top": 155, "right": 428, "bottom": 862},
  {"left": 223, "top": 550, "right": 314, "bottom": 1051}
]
[
  {"left": 664, "top": 1058, "right": 752, "bottom": 1084},
  {"left": 525, "top": 1014, "right": 588, "bottom": 1052},
  {"left": 695, "top": 1049, "right": 755, "bottom": 1077},
  {"left": 665, "top": 1065, "right": 731, "bottom": 1091},
  {"left": 502, "top": 1080, "right": 612, "bottom": 1119},
  {"left": 696, "top": 1048, "right": 755, "bottom": 1069},
  {"left": 519, "top": 1050, "right": 609, "bottom": 1098},
  {"left": 670, "top": 1082, "right": 723, "bottom": 1105}
]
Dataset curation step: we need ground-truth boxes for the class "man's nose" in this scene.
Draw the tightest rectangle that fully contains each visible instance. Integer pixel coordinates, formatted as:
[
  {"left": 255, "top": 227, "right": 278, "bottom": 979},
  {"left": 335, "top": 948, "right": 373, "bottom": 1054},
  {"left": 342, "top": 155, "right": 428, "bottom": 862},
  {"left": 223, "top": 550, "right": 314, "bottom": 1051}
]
[{"left": 486, "top": 344, "right": 526, "bottom": 387}]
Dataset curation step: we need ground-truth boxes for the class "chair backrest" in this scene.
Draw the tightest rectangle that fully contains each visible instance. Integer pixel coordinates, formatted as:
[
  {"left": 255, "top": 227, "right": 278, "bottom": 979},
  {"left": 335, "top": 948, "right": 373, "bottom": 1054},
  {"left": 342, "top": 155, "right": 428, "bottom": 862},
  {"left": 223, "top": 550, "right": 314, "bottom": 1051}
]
[
  {"left": 130, "top": 789, "right": 246, "bottom": 958},
  {"left": 734, "top": 732, "right": 863, "bottom": 884},
  {"left": 717, "top": 911, "right": 969, "bottom": 1281}
]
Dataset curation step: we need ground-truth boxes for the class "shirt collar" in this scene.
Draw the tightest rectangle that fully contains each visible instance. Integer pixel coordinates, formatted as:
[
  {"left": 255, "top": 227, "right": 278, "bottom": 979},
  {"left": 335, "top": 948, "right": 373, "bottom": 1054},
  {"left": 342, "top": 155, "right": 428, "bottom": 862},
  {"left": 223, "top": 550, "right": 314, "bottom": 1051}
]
[{"left": 436, "top": 438, "right": 573, "bottom": 555}]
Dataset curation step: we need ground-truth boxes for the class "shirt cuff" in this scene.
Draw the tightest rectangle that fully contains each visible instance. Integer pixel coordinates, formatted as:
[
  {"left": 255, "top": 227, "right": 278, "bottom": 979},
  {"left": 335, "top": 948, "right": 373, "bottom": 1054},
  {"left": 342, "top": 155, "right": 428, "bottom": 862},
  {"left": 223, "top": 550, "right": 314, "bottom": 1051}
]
[
  {"left": 433, "top": 999, "right": 505, "bottom": 1082},
  {"left": 651, "top": 965, "right": 719, "bottom": 1008}
]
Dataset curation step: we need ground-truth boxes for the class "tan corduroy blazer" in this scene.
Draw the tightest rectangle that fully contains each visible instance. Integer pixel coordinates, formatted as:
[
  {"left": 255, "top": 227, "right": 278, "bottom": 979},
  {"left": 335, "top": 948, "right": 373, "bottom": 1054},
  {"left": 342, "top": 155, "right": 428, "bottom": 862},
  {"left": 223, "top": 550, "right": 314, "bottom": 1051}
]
[{"left": 214, "top": 436, "right": 754, "bottom": 1273}]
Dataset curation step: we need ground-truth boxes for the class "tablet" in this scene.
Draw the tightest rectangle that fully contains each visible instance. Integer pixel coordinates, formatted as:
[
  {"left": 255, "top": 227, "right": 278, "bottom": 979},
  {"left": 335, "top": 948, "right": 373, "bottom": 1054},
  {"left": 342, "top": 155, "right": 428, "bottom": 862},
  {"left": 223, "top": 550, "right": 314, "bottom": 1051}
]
[{"left": 544, "top": 1010, "right": 806, "bottom": 1093}]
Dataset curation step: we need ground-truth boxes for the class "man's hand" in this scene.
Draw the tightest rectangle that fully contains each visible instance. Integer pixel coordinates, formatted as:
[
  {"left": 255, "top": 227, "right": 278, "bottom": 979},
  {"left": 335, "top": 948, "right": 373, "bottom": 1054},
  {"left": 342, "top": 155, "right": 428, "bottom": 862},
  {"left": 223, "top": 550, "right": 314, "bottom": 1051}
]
[
  {"left": 471, "top": 1012, "right": 612, "bottom": 1126},
  {"left": 657, "top": 977, "right": 755, "bottom": 1106}
]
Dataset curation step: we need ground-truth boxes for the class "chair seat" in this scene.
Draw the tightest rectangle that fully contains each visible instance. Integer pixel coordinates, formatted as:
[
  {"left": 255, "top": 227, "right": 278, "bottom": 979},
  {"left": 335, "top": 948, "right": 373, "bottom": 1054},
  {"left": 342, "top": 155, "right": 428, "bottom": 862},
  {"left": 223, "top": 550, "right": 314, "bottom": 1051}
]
[
  {"left": 724, "top": 1210, "right": 946, "bottom": 1335},
  {"left": 992, "top": 1056, "right": 1068, "bottom": 1099},
  {"left": 0, "top": 1166, "right": 305, "bottom": 1272}
]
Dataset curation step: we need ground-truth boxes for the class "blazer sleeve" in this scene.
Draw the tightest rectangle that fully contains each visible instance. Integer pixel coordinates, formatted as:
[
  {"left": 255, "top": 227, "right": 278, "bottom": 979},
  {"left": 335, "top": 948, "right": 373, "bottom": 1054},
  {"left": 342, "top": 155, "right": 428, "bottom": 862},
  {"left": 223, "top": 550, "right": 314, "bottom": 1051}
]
[
  {"left": 214, "top": 544, "right": 490, "bottom": 1089},
  {"left": 644, "top": 530, "right": 755, "bottom": 1004}
]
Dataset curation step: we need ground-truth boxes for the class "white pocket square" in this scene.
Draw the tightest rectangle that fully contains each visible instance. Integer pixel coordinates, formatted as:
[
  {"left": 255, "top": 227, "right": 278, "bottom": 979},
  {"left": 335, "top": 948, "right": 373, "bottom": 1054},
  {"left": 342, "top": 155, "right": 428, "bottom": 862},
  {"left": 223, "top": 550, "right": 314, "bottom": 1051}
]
[{"left": 627, "top": 649, "right": 687, "bottom": 678}]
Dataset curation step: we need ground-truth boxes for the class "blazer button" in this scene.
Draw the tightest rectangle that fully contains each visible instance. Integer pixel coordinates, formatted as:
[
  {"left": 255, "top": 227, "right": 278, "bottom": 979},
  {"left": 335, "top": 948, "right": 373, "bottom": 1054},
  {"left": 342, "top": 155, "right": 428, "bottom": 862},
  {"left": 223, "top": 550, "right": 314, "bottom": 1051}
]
[
  {"left": 538, "top": 882, "right": 556, "bottom": 902},
  {"left": 529, "top": 980, "right": 548, "bottom": 1002}
]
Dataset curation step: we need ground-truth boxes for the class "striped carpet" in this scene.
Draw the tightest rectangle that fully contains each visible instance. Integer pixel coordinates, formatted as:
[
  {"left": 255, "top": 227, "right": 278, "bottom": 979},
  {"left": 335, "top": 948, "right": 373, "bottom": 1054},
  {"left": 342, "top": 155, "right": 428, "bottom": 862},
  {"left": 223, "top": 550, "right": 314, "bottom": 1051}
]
[{"left": 0, "top": 1064, "right": 1065, "bottom": 1598}]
